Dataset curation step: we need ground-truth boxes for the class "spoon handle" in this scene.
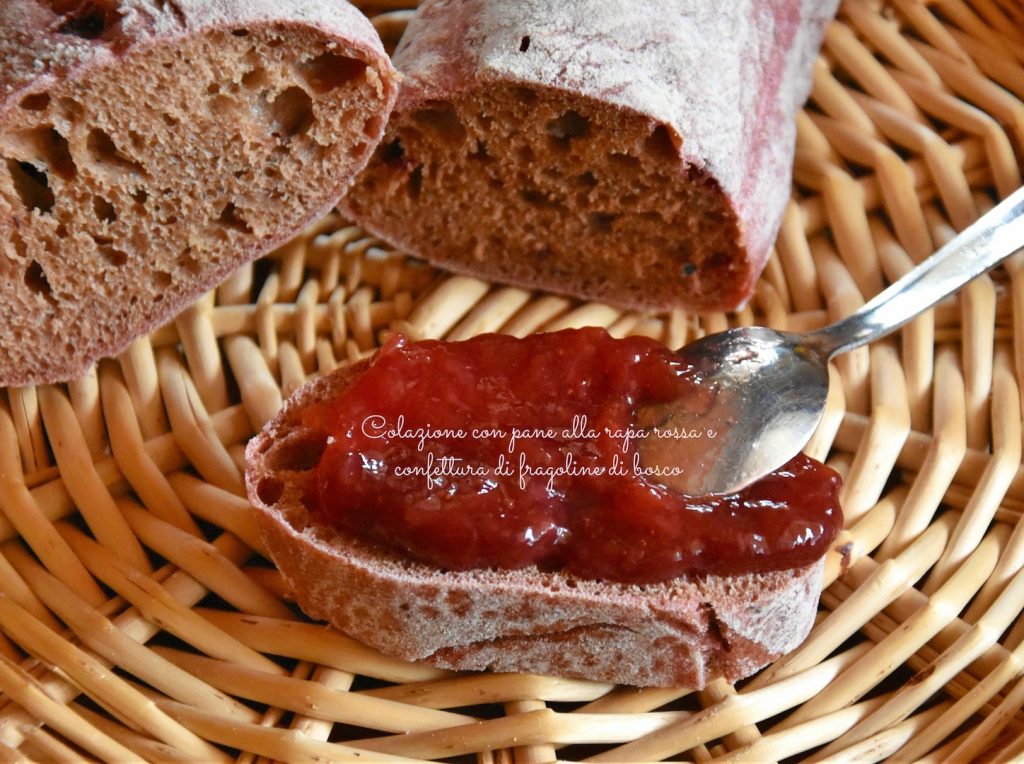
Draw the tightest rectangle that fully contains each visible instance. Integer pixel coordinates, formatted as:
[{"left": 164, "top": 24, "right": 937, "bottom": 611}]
[{"left": 810, "top": 184, "right": 1024, "bottom": 358}]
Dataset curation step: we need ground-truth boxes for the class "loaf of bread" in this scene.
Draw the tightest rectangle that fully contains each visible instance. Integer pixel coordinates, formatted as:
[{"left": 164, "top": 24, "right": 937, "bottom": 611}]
[
  {"left": 245, "top": 358, "right": 828, "bottom": 689},
  {"left": 342, "top": 0, "right": 838, "bottom": 313},
  {"left": 0, "top": 0, "right": 397, "bottom": 386}
]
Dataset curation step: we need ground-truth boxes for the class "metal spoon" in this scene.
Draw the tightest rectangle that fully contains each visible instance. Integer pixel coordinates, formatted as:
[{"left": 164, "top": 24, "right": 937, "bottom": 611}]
[{"left": 639, "top": 184, "right": 1024, "bottom": 496}]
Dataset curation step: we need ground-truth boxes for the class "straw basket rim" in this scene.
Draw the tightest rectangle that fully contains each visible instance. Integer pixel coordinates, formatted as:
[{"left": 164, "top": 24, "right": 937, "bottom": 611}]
[{"left": 2, "top": 0, "right": 1024, "bottom": 761}]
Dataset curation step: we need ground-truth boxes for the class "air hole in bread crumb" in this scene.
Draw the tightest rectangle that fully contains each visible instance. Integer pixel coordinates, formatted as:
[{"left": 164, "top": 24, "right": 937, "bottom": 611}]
[
  {"left": 92, "top": 195, "right": 116, "bottom": 222},
  {"left": 271, "top": 87, "right": 314, "bottom": 138},
  {"left": 241, "top": 67, "right": 268, "bottom": 89},
  {"left": 87, "top": 128, "right": 145, "bottom": 175},
  {"left": 49, "top": 129, "right": 76, "bottom": 179},
  {"left": 231, "top": 28, "right": 248, "bottom": 37},
  {"left": 6, "top": 159, "right": 55, "bottom": 213},
  {"left": 518, "top": 187, "right": 561, "bottom": 209},
  {"left": 472, "top": 154, "right": 496, "bottom": 174},
  {"left": 411, "top": 107, "right": 466, "bottom": 146},
  {"left": 363, "top": 114, "right": 383, "bottom": 137},
  {"left": 408, "top": 165, "right": 423, "bottom": 199},
  {"left": 24, "top": 260, "right": 55, "bottom": 300},
  {"left": 381, "top": 138, "right": 404, "bottom": 164},
  {"left": 609, "top": 153, "right": 640, "bottom": 170},
  {"left": 21, "top": 127, "right": 77, "bottom": 180},
  {"left": 94, "top": 238, "right": 128, "bottom": 266},
  {"left": 53, "top": 1, "right": 121, "bottom": 39},
  {"left": 9, "top": 127, "right": 75, "bottom": 179},
  {"left": 19, "top": 93, "right": 50, "bottom": 111},
  {"left": 162, "top": 113, "right": 178, "bottom": 127},
  {"left": 256, "top": 477, "right": 285, "bottom": 506},
  {"left": 469, "top": 139, "right": 490, "bottom": 161},
  {"left": 267, "top": 431, "right": 328, "bottom": 471},
  {"left": 58, "top": 97, "right": 84, "bottom": 121},
  {"left": 152, "top": 270, "right": 172, "bottom": 288},
  {"left": 177, "top": 250, "right": 200, "bottom": 274},
  {"left": 704, "top": 251, "right": 732, "bottom": 274},
  {"left": 646, "top": 123, "right": 680, "bottom": 160},
  {"left": 300, "top": 53, "right": 368, "bottom": 94},
  {"left": 575, "top": 171, "right": 598, "bottom": 188},
  {"left": 546, "top": 110, "right": 589, "bottom": 141},
  {"left": 132, "top": 188, "right": 148, "bottom": 205},
  {"left": 11, "top": 231, "right": 27, "bottom": 260},
  {"left": 217, "top": 202, "right": 253, "bottom": 234},
  {"left": 512, "top": 86, "right": 538, "bottom": 105},
  {"left": 206, "top": 83, "right": 220, "bottom": 95},
  {"left": 682, "top": 262, "right": 697, "bottom": 276},
  {"left": 210, "top": 95, "right": 238, "bottom": 118},
  {"left": 588, "top": 212, "right": 616, "bottom": 233},
  {"left": 519, "top": 35, "right": 531, "bottom": 52}
]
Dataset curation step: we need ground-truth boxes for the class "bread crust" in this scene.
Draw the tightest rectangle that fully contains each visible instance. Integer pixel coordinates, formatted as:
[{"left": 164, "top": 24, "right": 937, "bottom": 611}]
[
  {"left": 0, "top": 0, "right": 397, "bottom": 386},
  {"left": 342, "top": 0, "right": 839, "bottom": 313},
  {"left": 245, "top": 359, "right": 827, "bottom": 689}
]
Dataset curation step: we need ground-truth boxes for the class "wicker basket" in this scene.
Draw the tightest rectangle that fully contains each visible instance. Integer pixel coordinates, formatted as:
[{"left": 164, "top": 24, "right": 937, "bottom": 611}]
[{"left": 2, "top": 0, "right": 1024, "bottom": 761}]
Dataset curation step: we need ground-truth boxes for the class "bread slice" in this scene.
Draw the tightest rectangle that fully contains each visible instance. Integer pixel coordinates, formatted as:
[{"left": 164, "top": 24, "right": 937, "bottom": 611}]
[
  {"left": 245, "top": 359, "right": 827, "bottom": 689},
  {"left": 0, "top": 0, "right": 397, "bottom": 386},
  {"left": 341, "top": 0, "right": 839, "bottom": 313}
]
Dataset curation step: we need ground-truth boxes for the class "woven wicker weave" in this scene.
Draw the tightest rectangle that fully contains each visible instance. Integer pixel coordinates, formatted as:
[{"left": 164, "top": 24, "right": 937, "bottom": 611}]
[{"left": 2, "top": 0, "right": 1024, "bottom": 761}]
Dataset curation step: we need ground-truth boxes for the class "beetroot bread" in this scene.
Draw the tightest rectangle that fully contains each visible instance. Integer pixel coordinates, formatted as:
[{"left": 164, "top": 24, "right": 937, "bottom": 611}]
[
  {"left": 0, "top": 0, "right": 397, "bottom": 387},
  {"left": 341, "top": 0, "right": 838, "bottom": 313},
  {"left": 245, "top": 358, "right": 829, "bottom": 689}
]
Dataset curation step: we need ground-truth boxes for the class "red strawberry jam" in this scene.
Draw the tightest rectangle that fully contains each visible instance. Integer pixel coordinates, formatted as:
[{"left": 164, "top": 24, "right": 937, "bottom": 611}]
[{"left": 304, "top": 327, "right": 842, "bottom": 584}]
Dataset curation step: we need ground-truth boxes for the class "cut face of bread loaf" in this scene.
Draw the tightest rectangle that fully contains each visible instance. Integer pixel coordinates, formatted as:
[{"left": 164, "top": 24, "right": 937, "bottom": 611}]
[
  {"left": 343, "top": 0, "right": 838, "bottom": 313},
  {"left": 0, "top": 0, "right": 397, "bottom": 386},
  {"left": 245, "top": 360, "right": 828, "bottom": 689}
]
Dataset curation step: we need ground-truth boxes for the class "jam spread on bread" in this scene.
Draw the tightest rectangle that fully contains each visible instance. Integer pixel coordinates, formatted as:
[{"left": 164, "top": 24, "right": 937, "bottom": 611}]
[{"left": 303, "top": 328, "right": 842, "bottom": 583}]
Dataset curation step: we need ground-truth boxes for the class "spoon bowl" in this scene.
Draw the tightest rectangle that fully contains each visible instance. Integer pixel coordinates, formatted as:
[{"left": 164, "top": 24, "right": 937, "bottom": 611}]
[
  {"left": 639, "top": 184, "right": 1024, "bottom": 495},
  {"left": 638, "top": 327, "right": 830, "bottom": 496}
]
